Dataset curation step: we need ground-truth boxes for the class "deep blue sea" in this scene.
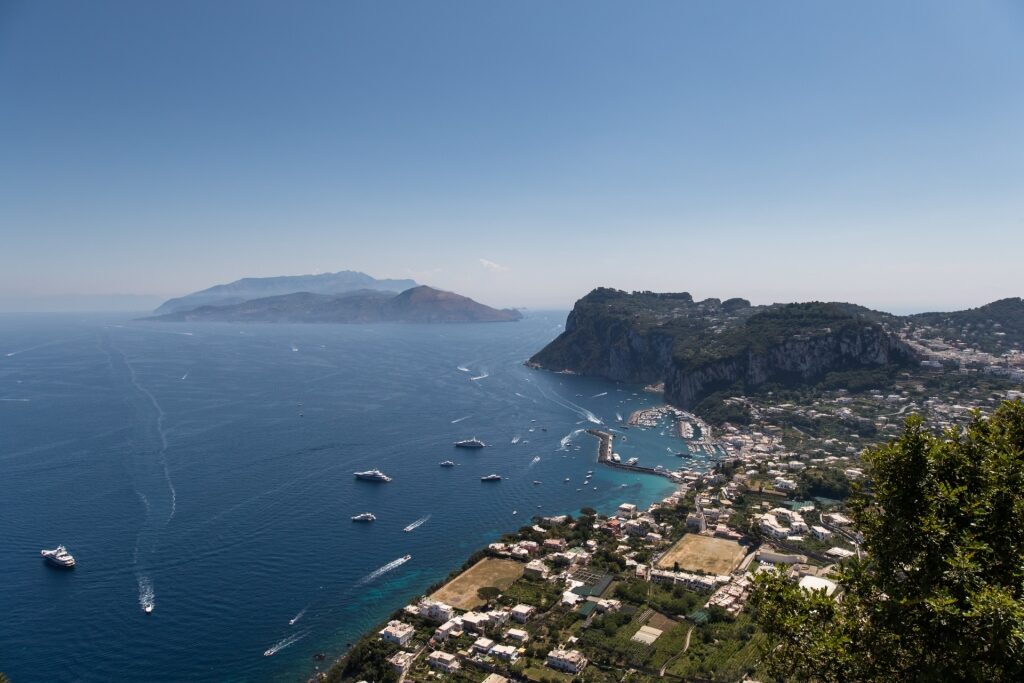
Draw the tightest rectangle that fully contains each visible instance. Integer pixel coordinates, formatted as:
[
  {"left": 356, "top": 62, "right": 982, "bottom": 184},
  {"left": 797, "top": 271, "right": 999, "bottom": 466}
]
[{"left": 0, "top": 312, "right": 713, "bottom": 682}]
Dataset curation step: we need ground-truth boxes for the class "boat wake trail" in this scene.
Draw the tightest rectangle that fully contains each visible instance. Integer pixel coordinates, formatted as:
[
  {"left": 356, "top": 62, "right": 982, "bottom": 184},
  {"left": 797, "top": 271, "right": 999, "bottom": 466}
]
[
  {"left": 125, "top": 359, "right": 176, "bottom": 522},
  {"left": 531, "top": 382, "right": 603, "bottom": 425},
  {"left": 559, "top": 428, "right": 585, "bottom": 450},
  {"left": 264, "top": 630, "right": 309, "bottom": 657},
  {"left": 469, "top": 373, "right": 489, "bottom": 381},
  {"left": 138, "top": 575, "right": 155, "bottom": 613},
  {"left": 357, "top": 555, "right": 411, "bottom": 586},
  {"left": 289, "top": 606, "right": 308, "bottom": 626},
  {"left": 403, "top": 515, "right": 430, "bottom": 532},
  {"left": 450, "top": 415, "right": 471, "bottom": 424},
  {"left": 529, "top": 456, "right": 541, "bottom": 467},
  {"left": 592, "top": 391, "right": 608, "bottom": 397},
  {"left": 456, "top": 365, "right": 470, "bottom": 372}
]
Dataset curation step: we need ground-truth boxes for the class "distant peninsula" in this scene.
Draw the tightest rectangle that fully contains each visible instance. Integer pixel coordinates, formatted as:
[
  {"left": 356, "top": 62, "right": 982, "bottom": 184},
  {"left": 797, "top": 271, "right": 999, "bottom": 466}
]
[
  {"left": 153, "top": 270, "right": 419, "bottom": 315},
  {"left": 145, "top": 285, "right": 522, "bottom": 324}
]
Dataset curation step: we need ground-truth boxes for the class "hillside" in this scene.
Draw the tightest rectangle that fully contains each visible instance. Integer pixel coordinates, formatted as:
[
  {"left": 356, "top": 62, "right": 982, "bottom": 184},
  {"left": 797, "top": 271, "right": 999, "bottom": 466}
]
[
  {"left": 153, "top": 270, "right": 418, "bottom": 315},
  {"left": 528, "top": 289, "right": 1024, "bottom": 410},
  {"left": 145, "top": 286, "right": 522, "bottom": 324}
]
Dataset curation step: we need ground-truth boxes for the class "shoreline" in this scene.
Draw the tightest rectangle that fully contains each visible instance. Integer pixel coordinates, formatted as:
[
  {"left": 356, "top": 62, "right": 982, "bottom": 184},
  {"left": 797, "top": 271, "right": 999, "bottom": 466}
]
[{"left": 315, "top": 427, "right": 698, "bottom": 681}]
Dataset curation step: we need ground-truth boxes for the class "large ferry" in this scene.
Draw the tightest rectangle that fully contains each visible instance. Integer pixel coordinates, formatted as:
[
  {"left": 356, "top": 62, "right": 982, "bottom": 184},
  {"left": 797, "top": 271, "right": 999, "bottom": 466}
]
[
  {"left": 481, "top": 473, "right": 502, "bottom": 482},
  {"left": 454, "top": 437, "right": 486, "bottom": 449},
  {"left": 351, "top": 512, "right": 376, "bottom": 522},
  {"left": 354, "top": 469, "right": 392, "bottom": 482},
  {"left": 40, "top": 545, "right": 76, "bottom": 568}
]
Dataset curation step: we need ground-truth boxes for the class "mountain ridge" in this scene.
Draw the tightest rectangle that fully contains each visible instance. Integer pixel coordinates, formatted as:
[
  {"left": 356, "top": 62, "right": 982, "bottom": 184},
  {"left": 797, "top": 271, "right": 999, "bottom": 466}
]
[
  {"left": 145, "top": 286, "right": 522, "bottom": 324},
  {"left": 153, "top": 270, "right": 418, "bottom": 315}
]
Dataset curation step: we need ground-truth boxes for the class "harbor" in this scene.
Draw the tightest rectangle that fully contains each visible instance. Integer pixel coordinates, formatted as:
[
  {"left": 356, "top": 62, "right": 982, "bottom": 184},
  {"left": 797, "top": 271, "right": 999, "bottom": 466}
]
[{"left": 587, "top": 429, "right": 703, "bottom": 485}]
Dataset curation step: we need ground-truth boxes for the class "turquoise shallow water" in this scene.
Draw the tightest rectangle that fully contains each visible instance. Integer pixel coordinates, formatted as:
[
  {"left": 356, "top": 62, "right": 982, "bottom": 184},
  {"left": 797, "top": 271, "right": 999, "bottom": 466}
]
[{"left": 0, "top": 312, "right": 714, "bottom": 682}]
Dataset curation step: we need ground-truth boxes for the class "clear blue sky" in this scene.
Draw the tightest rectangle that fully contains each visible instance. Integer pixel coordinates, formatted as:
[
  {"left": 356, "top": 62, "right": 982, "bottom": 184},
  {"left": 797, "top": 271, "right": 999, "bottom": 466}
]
[{"left": 1, "top": 1, "right": 1022, "bottom": 312}]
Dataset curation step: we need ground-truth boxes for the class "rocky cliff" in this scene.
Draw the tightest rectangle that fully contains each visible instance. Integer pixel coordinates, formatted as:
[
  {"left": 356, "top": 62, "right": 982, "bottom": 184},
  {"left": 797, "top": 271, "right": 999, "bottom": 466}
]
[{"left": 529, "top": 288, "right": 917, "bottom": 409}]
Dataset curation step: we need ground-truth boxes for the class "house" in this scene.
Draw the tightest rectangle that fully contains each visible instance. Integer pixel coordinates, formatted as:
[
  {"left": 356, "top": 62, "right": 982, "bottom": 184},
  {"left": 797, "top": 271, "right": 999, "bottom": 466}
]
[
  {"left": 510, "top": 604, "right": 535, "bottom": 623},
  {"left": 418, "top": 599, "right": 454, "bottom": 623},
  {"left": 524, "top": 559, "right": 549, "bottom": 579},
  {"left": 378, "top": 620, "right": 415, "bottom": 647},
  {"left": 462, "top": 611, "right": 490, "bottom": 633},
  {"left": 486, "top": 609, "right": 510, "bottom": 627},
  {"left": 491, "top": 644, "right": 519, "bottom": 662},
  {"left": 427, "top": 650, "right": 461, "bottom": 673},
  {"left": 823, "top": 512, "right": 853, "bottom": 526},
  {"left": 433, "top": 618, "right": 461, "bottom": 641},
  {"left": 482, "top": 675, "right": 510, "bottom": 683},
  {"left": 799, "top": 575, "right": 839, "bottom": 596},
  {"left": 472, "top": 637, "right": 496, "bottom": 654},
  {"left": 388, "top": 651, "right": 416, "bottom": 675},
  {"left": 506, "top": 627, "right": 530, "bottom": 643},
  {"left": 543, "top": 538, "right": 567, "bottom": 552},
  {"left": 618, "top": 503, "right": 637, "bottom": 518},
  {"left": 546, "top": 648, "right": 588, "bottom": 674},
  {"left": 811, "top": 525, "right": 833, "bottom": 540},
  {"left": 686, "top": 512, "right": 707, "bottom": 532}
]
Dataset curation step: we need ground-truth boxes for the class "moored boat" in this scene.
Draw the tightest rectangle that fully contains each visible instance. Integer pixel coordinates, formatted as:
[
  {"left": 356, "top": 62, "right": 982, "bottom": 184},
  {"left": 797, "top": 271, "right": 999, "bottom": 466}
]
[{"left": 40, "top": 545, "right": 76, "bottom": 568}]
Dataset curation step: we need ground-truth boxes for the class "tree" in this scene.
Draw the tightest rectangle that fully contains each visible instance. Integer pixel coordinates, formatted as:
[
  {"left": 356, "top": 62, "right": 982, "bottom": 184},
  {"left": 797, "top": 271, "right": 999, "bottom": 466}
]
[
  {"left": 751, "top": 401, "right": 1024, "bottom": 682},
  {"left": 477, "top": 586, "right": 501, "bottom": 602}
]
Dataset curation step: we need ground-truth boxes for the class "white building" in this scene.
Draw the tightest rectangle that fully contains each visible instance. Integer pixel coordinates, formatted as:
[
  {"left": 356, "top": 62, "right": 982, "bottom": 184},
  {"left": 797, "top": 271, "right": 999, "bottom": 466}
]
[
  {"left": 510, "top": 604, "right": 535, "bottom": 623},
  {"left": 491, "top": 644, "right": 519, "bottom": 662},
  {"left": 546, "top": 648, "right": 588, "bottom": 674},
  {"left": 378, "top": 620, "right": 415, "bottom": 647},
  {"left": 427, "top": 650, "right": 461, "bottom": 673}
]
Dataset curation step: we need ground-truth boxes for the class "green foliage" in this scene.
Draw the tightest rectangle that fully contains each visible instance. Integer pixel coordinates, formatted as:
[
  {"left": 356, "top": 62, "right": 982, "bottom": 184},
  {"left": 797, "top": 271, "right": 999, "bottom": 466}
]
[
  {"left": 796, "top": 467, "right": 852, "bottom": 500},
  {"left": 477, "top": 585, "right": 501, "bottom": 602},
  {"left": 322, "top": 637, "right": 398, "bottom": 683},
  {"left": 752, "top": 401, "right": 1024, "bottom": 682}
]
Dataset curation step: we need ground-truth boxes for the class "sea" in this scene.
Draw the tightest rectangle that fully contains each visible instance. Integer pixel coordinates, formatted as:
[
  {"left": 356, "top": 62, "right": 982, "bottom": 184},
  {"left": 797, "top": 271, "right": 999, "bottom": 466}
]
[{"left": 0, "top": 312, "right": 716, "bottom": 682}]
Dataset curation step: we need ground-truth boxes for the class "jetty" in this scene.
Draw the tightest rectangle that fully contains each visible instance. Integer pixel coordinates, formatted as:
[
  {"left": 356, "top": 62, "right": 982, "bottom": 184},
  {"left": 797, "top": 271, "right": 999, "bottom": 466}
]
[{"left": 586, "top": 429, "right": 687, "bottom": 483}]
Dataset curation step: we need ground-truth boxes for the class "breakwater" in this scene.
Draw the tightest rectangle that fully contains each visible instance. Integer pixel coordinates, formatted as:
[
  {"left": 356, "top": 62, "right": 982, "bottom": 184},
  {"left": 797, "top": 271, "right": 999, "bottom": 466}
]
[{"left": 587, "top": 429, "right": 686, "bottom": 483}]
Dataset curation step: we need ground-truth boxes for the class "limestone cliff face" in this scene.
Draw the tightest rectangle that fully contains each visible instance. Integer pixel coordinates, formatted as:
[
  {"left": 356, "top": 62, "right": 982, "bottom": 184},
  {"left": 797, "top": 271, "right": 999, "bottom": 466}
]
[
  {"left": 665, "top": 326, "right": 915, "bottom": 407},
  {"left": 530, "top": 304, "right": 676, "bottom": 383},
  {"left": 530, "top": 289, "right": 918, "bottom": 409}
]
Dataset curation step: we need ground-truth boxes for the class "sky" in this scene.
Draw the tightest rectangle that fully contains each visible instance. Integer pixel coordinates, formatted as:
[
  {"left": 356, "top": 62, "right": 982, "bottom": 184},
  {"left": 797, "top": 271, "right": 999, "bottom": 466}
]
[{"left": 1, "top": 1, "right": 1022, "bottom": 313}]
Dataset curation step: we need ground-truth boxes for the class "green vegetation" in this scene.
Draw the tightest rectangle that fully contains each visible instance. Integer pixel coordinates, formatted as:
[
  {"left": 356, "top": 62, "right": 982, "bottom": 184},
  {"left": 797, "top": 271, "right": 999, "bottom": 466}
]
[{"left": 752, "top": 401, "right": 1024, "bottom": 682}]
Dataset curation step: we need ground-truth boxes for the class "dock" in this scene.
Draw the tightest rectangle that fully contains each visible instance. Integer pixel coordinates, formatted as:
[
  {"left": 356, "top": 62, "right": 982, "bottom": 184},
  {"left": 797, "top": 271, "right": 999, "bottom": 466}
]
[{"left": 586, "top": 429, "right": 686, "bottom": 483}]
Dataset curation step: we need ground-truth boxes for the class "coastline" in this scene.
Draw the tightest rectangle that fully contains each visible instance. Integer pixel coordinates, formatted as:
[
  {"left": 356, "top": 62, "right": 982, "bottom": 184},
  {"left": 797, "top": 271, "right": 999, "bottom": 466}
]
[{"left": 315, "top": 424, "right": 693, "bottom": 681}]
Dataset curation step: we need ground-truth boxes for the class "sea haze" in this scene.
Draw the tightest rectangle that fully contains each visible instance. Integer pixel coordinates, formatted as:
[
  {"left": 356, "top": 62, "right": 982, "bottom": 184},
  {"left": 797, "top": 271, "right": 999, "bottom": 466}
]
[{"left": 0, "top": 313, "right": 715, "bottom": 682}]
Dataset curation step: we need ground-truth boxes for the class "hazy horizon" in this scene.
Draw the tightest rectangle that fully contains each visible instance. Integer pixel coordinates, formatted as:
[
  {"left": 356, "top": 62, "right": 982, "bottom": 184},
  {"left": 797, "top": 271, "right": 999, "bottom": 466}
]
[{"left": 2, "top": 2, "right": 1022, "bottom": 313}]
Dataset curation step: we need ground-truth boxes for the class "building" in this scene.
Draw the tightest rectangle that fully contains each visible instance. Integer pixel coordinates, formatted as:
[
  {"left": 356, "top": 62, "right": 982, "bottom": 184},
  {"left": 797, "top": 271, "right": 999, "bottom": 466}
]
[
  {"left": 510, "top": 604, "right": 535, "bottom": 623},
  {"left": 543, "top": 538, "right": 567, "bottom": 552},
  {"left": 524, "top": 559, "right": 549, "bottom": 579},
  {"left": 427, "top": 650, "right": 461, "bottom": 673},
  {"left": 418, "top": 599, "right": 455, "bottom": 623},
  {"left": 799, "top": 575, "right": 839, "bottom": 596},
  {"left": 482, "top": 675, "right": 510, "bottom": 683},
  {"left": 546, "top": 648, "right": 588, "bottom": 674},
  {"left": 618, "top": 502, "right": 637, "bottom": 518},
  {"left": 378, "top": 620, "right": 415, "bottom": 647},
  {"left": 433, "top": 618, "right": 461, "bottom": 641},
  {"left": 462, "top": 611, "right": 490, "bottom": 633},
  {"left": 506, "top": 627, "right": 530, "bottom": 643},
  {"left": 388, "top": 650, "right": 416, "bottom": 675},
  {"left": 472, "top": 636, "right": 496, "bottom": 653},
  {"left": 811, "top": 525, "right": 833, "bottom": 540},
  {"left": 491, "top": 644, "right": 519, "bottom": 662}
]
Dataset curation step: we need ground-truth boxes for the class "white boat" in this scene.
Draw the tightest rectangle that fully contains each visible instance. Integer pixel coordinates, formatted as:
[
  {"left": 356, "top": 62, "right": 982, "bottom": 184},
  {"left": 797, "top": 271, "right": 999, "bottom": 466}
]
[
  {"left": 40, "top": 545, "right": 76, "bottom": 568},
  {"left": 481, "top": 473, "right": 502, "bottom": 482},
  {"left": 532, "top": 480, "right": 542, "bottom": 485},
  {"left": 351, "top": 512, "right": 376, "bottom": 522},
  {"left": 626, "top": 457, "right": 638, "bottom": 466},
  {"left": 439, "top": 460, "right": 455, "bottom": 467},
  {"left": 455, "top": 437, "right": 486, "bottom": 449},
  {"left": 354, "top": 469, "right": 392, "bottom": 482}
]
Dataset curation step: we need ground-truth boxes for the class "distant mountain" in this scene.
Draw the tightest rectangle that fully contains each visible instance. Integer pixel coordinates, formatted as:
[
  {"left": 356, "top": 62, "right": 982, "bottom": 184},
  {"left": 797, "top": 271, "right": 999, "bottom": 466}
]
[
  {"left": 153, "top": 271, "right": 419, "bottom": 315},
  {"left": 145, "top": 286, "right": 523, "bottom": 324}
]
